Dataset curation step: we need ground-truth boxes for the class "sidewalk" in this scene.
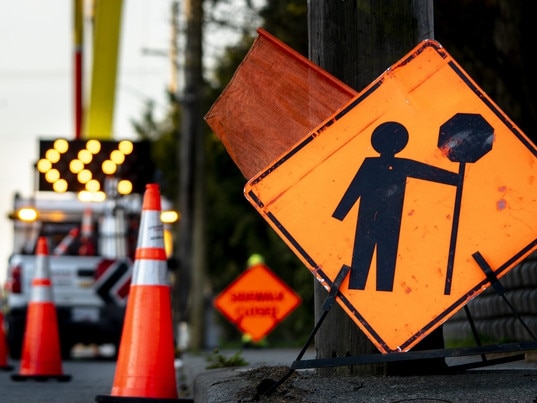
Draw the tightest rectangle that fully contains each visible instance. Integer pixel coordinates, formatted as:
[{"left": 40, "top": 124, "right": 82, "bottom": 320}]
[
  {"left": 177, "top": 348, "right": 315, "bottom": 399},
  {"left": 180, "top": 348, "right": 537, "bottom": 402}
]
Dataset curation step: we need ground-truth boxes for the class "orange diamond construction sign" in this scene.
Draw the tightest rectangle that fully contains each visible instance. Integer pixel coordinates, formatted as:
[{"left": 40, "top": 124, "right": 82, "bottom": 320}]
[
  {"left": 214, "top": 263, "right": 301, "bottom": 342},
  {"left": 244, "top": 40, "right": 537, "bottom": 353}
]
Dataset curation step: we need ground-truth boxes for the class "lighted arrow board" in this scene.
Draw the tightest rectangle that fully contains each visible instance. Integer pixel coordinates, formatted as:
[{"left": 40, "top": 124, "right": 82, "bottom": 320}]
[
  {"left": 37, "top": 139, "right": 155, "bottom": 195},
  {"left": 244, "top": 40, "right": 537, "bottom": 354}
]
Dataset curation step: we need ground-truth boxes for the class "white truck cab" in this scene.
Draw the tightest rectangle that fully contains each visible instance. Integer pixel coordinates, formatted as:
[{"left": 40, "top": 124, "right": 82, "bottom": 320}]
[{"left": 3, "top": 191, "right": 177, "bottom": 359}]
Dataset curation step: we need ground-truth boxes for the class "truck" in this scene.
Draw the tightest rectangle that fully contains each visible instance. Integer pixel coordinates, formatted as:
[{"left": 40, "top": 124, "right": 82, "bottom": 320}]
[{"left": 3, "top": 190, "right": 177, "bottom": 359}]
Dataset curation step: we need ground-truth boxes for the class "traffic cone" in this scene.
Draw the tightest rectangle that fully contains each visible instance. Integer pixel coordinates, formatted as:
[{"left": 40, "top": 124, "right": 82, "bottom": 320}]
[
  {"left": 79, "top": 207, "right": 96, "bottom": 256},
  {"left": 12, "top": 237, "right": 71, "bottom": 381},
  {"left": 0, "top": 310, "right": 14, "bottom": 371},
  {"left": 53, "top": 226, "right": 80, "bottom": 256},
  {"left": 95, "top": 184, "right": 180, "bottom": 402},
  {"left": 81, "top": 207, "right": 94, "bottom": 238}
]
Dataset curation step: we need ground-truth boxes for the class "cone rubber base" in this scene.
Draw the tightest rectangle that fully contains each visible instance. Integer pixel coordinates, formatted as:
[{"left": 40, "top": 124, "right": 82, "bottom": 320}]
[
  {"left": 95, "top": 395, "right": 191, "bottom": 402},
  {"left": 0, "top": 364, "right": 14, "bottom": 371},
  {"left": 11, "top": 373, "right": 72, "bottom": 382}
]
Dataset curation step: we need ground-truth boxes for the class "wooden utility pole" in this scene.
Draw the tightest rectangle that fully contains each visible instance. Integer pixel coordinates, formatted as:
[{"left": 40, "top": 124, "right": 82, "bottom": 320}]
[
  {"left": 176, "top": 0, "right": 206, "bottom": 351},
  {"left": 308, "top": 0, "right": 437, "bottom": 376},
  {"left": 169, "top": 1, "right": 179, "bottom": 94}
]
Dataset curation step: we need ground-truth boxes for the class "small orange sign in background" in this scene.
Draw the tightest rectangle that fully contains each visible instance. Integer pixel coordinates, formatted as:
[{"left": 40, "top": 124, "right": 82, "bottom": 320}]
[
  {"left": 214, "top": 264, "right": 301, "bottom": 342},
  {"left": 244, "top": 40, "right": 537, "bottom": 353}
]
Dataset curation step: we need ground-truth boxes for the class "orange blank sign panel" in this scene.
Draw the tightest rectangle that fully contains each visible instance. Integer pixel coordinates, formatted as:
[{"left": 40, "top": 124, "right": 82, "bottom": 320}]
[
  {"left": 244, "top": 40, "right": 537, "bottom": 353},
  {"left": 214, "top": 264, "right": 301, "bottom": 342}
]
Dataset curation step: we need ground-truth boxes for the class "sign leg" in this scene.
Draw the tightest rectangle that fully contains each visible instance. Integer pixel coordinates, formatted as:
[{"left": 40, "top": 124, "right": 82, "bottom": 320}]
[{"left": 472, "top": 251, "right": 537, "bottom": 341}]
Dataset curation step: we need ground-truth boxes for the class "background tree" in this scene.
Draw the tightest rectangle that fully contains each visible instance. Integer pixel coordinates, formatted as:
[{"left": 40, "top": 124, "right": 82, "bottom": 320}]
[
  {"left": 434, "top": 0, "right": 536, "bottom": 143},
  {"left": 133, "top": 0, "right": 315, "bottom": 348}
]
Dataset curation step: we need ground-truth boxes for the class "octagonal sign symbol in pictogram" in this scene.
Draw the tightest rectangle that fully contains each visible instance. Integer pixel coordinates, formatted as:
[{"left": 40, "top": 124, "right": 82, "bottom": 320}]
[
  {"left": 244, "top": 40, "right": 537, "bottom": 353},
  {"left": 214, "top": 263, "right": 301, "bottom": 342}
]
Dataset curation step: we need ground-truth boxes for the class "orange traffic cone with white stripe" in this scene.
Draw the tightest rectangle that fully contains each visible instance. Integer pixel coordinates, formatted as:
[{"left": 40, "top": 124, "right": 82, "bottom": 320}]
[
  {"left": 96, "top": 184, "right": 180, "bottom": 402},
  {"left": 12, "top": 237, "right": 71, "bottom": 382},
  {"left": 53, "top": 226, "right": 80, "bottom": 256},
  {"left": 81, "top": 207, "right": 94, "bottom": 237},
  {"left": 79, "top": 207, "right": 96, "bottom": 256},
  {"left": 0, "top": 309, "right": 14, "bottom": 371}
]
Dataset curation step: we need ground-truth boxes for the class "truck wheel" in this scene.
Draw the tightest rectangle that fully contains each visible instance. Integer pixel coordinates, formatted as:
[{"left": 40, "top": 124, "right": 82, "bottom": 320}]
[
  {"left": 6, "top": 318, "right": 24, "bottom": 359},
  {"left": 61, "top": 343, "right": 73, "bottom": 360},
  {"left": 113, "top": 342, "right": 120, "bottom": 360}
]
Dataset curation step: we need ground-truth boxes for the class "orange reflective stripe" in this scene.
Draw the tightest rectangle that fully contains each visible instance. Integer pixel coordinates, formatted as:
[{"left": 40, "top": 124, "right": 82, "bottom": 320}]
[
  {"left": 32, "top": 279, "right": 52, "bottom": 286},
  {"left": 135, "top": 247, "right": 167, "bottom": 261}
]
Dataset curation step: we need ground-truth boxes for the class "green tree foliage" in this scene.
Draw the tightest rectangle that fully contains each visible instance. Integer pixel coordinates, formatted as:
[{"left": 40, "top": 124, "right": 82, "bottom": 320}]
[
  {"left": 259, "top": 0, "right": 308, "bottom": 54},
  {"left": 132, "top": 0, "right": 313, "bottom": 347},
  {"left": 203, "top": 22, "right": 315, "bottom": 344},
  {"left": 131, "top": 92, "right": 181, "bottom": 201},
  {"left": 434, "top": 0, "right": 537, "bottom": 142}
]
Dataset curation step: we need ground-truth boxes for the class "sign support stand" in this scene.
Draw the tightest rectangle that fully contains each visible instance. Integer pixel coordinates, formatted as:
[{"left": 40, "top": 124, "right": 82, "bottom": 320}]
[
  {"left": 462, "top": 305, "right": 488, "bottom": 362},
  {"left": 472, "top": 251, "right": 537, "bottom": 341},
  {"left": 255, "top": 264, "right": 350, "bottom": 398},
  {"left": 256, "top": 257, "right": 537, "bottom": 398}
]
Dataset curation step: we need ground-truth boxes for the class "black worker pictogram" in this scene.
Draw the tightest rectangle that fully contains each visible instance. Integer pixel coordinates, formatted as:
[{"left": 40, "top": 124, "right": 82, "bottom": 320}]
[{"left": 332, "top": 121, "right": 461, "bottom": 292}]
